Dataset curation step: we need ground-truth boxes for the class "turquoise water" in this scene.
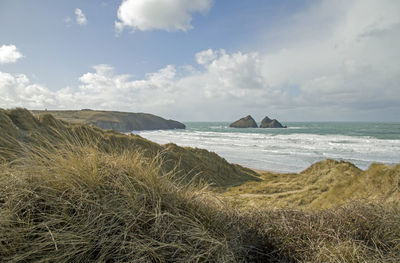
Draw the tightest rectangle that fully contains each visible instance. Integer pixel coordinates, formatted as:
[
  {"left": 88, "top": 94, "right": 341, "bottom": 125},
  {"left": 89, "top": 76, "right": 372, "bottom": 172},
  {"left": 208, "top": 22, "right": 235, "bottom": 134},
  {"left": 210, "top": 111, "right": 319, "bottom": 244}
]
[
  {"left": 137, "top": 122, "right": 400, "bottom": 173},
  {"left": 185, "top": 122, "right": 400, "bottom": 140}
]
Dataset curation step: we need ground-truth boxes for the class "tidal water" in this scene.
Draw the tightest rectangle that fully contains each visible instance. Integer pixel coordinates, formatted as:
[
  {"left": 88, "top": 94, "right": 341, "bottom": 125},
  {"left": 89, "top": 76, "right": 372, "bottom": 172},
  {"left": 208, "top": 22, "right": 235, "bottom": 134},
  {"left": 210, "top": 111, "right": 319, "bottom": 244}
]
[{"left": 136, "top": 122, "right": 400, "bottom": 173}]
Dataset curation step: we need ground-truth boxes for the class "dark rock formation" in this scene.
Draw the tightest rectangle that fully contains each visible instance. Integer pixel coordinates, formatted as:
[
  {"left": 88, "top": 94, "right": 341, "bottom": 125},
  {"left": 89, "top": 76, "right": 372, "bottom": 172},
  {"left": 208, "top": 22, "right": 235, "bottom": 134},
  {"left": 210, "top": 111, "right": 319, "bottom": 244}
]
[
  {"left": 260, "top": 116, "right": 287, "bottom": 128},
  {"left": 229, "top": 115, "right": 258, "bottom": 128}
]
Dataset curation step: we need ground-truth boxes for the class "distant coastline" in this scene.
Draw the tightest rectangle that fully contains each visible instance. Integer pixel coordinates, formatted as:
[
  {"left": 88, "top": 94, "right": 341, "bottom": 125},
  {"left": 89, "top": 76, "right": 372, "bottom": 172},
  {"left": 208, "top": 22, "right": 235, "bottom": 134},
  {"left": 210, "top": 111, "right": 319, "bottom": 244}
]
[{"left": 31, "top": 109, "right": 185, "bottom": 132}]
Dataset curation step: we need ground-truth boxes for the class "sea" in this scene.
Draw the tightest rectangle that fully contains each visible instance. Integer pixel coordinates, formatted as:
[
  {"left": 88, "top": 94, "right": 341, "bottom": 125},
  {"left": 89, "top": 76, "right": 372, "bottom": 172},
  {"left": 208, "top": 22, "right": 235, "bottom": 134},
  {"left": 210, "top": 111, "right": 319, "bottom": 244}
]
[{"left": 135, "top": 122, "right": 400, "bottom": 173}]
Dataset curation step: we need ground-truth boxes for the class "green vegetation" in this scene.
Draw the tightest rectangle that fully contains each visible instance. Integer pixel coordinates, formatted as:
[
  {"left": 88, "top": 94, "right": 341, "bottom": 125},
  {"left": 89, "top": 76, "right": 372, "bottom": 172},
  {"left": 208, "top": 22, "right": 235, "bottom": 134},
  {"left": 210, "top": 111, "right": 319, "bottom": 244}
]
[
  {"left": 1, "top": 108, "right": 399, "bottom": 262},
  {"left": 32, "top": 109, "right": 185, "bottom": 132}
]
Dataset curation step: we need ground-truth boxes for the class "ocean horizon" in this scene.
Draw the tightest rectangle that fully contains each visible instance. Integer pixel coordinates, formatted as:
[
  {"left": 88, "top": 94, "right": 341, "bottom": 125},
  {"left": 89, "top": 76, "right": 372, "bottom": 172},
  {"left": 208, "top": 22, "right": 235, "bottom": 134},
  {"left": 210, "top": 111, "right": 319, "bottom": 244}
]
[{"left": 136, "top": 121, "right": 400, "bottom": 173}]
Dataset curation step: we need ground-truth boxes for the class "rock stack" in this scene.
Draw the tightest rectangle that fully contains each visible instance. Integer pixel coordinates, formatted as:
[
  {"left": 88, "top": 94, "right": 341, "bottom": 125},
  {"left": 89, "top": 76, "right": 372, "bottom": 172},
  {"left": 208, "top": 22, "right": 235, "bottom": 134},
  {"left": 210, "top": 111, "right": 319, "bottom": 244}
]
[
  {"left": 229, "top": 115, "right": 258, "bottom": 128},
  {"left": 260, "top": 116, "right": 287, "bottom": 128},
  {"left": 229, "top": 115, "right": 287, "bottom": 128}
]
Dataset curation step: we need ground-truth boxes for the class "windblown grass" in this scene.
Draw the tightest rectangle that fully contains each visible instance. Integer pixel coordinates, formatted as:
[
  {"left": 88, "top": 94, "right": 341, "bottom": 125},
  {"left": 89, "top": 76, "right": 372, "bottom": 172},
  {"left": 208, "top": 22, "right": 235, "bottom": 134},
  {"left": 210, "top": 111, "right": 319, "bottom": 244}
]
[
  {"left": 1, "top": 145, "right": 399, "bottom": 262},
  {"left": 0, "top": 108, "right": 258, "bottom": 187},
  {"left": 0, "top": 145, "right": 258, "bottom": 262},
  {"left": 246, "top": 202, "right": 400, "bottom": 262},
  {"left": 221, "top": 159, "right": 400, "bottom": 210}
]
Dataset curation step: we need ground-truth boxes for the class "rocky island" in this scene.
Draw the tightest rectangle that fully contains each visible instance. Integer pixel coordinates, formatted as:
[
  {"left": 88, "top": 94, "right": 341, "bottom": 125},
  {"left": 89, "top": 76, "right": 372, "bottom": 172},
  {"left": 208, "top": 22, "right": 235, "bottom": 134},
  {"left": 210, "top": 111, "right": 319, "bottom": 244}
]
[
  {"left": 32, "top": 109, "right": 185, "bottom": 132},
  {"left": 229, "top": 115, "right": 258, "bottom": 128},
  {"left": 260, "top": 116, "right": 287, "bottom": 128},
  {"left": 230, "top": 115, "right": 287, "bottom": 128}
]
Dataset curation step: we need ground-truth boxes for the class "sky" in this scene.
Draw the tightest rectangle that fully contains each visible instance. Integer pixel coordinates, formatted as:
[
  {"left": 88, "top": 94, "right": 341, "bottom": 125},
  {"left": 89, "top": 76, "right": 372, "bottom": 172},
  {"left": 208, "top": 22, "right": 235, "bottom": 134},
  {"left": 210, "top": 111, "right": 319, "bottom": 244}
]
[{"left": 1, "top": 0, "right": 399, "bottom": 121}]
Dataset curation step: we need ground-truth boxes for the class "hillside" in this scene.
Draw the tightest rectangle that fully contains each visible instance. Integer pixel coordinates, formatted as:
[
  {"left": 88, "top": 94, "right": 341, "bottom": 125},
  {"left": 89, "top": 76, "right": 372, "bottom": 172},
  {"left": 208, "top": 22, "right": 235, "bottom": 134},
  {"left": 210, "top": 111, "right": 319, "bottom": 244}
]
[
  {"left": 1, "top": 108, "right": 258, "bottom": 188},
  {"left": 31, "top": 109, "right": 185, "bottom": 132},
  {"left": 220, "top": 159, "right": 400, "bottom": 210}
]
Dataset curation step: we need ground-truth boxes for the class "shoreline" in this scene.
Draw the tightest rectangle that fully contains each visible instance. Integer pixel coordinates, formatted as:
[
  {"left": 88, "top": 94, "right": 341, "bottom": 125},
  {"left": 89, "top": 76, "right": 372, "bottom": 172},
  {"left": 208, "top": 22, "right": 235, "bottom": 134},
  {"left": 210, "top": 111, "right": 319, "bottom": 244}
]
[{"left": 138, "top": 122, "right": 400, "bottom": 174}]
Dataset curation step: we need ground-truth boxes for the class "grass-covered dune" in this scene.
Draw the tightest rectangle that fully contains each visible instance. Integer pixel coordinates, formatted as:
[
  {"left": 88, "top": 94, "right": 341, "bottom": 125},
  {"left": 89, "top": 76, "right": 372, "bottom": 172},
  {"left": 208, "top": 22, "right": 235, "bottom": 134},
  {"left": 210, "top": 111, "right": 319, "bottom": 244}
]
[
  {"left": 1, "top": 108, "right": 400, "bottom": 262},
  {"left": 1, "top": 108, "right": 258, "bottom": 188},
  {"left": 221, "top": 159, "right": 400, "bottom": 210},
  {"left": 0, "top": 146, "right": 258, "bottom": 262},
  {"left": 31, "top": 109, "right": 186, "bottom": 132}
]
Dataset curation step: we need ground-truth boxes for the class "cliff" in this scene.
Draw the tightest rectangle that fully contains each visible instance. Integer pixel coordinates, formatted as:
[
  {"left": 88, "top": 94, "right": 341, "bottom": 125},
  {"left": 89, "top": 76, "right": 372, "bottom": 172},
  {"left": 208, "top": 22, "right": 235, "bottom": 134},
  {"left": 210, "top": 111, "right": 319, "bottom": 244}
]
[
  {"left": 31, "top": 109, "right": 185, "bottom": 132},
  {"left": 229, "top": 115, "right": 258, "bottom": 128}
]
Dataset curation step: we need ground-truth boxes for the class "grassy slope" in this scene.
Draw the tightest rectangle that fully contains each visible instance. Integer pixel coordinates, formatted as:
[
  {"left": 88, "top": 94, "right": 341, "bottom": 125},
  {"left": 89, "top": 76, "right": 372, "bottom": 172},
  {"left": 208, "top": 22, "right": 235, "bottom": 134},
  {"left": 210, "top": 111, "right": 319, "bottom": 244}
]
[
  {"left": 0, "top": 145, "right": 259, "bottom": 262},
  {"left": 220, "top": 159, "right": 400, "bottom": 210},
  {"left": 1, "top": 108, "right": 258, "bottom": 188},
  {"left": 1, "top": 108, "right": 400, "bottom": 262},
  {"left": 31, "top": 109, "right": 185, "bottom": 132}
]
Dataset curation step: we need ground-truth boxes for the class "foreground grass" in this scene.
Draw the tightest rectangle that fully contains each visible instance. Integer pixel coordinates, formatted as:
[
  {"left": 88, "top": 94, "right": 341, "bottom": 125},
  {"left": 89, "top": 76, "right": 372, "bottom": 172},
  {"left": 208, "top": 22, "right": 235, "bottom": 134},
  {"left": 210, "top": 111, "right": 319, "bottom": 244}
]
[
  {"left": 249, "top": 202, "right": 400, "bottom": 262},
  {"left": 0, "top": 146, "right": 253, "bottom": 262},
  {"left": 1, "top": 145, "right": 399, "bottom": 262}
]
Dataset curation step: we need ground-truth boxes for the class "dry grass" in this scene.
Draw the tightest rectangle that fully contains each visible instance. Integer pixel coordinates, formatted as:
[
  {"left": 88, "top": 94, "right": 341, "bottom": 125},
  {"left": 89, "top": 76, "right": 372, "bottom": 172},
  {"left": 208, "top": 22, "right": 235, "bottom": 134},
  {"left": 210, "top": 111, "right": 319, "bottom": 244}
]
[
  {"left": 247, "top": 202, "right": 400, "bottom": 262},
  {"left": 220, "top": 159, "right": 400, "bottom": 210},
  {"left": 0, "top": 108, "right": 258, "bottom": 187},
  {"left": 1, "top": 145, "right": 399, "bottom": 262},
  {"left": 0, "top": 145, "right": 258, "bottom": 262}
]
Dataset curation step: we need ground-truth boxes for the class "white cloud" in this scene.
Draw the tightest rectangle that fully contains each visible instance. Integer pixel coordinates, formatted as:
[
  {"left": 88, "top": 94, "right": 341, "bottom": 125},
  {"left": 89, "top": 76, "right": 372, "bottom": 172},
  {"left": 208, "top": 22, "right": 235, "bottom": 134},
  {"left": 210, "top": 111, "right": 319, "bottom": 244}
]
[
  {"left": 0, "top": 72, "right": 55, "bottom": 108},
  {"left": 195, "top": 49, "right": 217, "bottom": 65},
  {"left": 115, "top": 0, "right": 213, "bottom": 33},
  {"left": 64, "top": 16, "right": 73, "bottom": 27},
  {"left": 0, "top": 51, "right": 267, "bottom": 118},
  {"left": 257, "top": 0, "right": 400, "bottom": 120},
  {"left": 64, "top": 9, "right": 87, "bottom": 27},
  {"left": 0, "top": 64, "right": 178, "bottom": 112},
  {"left": 74, "top": 64, "right": 178, "bottom": 110},
  {"left": 189, "top": 49, "right": 267, "bottom": 98},
  {"left": 62, "top": 52, "right": 282, "bottom": 119},
  {"left": 0, "top": 45, "right": 24, "bottom": 64},
  {"left": 75, "top": 8, "right": 87, "bottom": 25}
]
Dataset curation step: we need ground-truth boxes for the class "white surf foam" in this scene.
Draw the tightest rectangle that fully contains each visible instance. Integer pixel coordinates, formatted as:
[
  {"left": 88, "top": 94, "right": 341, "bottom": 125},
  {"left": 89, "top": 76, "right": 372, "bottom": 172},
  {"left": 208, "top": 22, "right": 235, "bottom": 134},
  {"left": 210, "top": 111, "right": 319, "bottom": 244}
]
[{"left": 137, "top": 130, "right": 400, "bottom": 173}]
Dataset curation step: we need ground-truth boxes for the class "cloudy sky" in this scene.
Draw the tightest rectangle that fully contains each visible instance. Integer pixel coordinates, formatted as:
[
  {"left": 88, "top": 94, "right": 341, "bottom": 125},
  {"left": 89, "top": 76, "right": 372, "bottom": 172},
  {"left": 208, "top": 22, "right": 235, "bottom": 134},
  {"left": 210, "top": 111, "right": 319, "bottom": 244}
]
[{"left": 1, "top": 0, "right": 399, "bottom": 121}]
